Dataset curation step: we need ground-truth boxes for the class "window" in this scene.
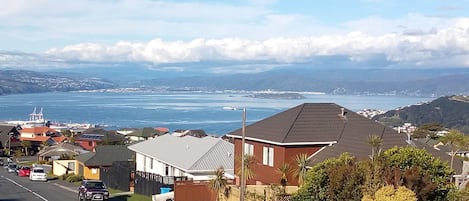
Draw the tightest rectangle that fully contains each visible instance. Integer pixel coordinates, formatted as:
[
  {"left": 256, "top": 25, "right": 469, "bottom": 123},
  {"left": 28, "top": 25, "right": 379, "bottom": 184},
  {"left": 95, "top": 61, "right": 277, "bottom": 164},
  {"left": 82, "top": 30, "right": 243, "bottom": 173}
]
[
  {"left": 68, "top": 162, "right": 75, "bottom": 171},
  {"left": 263, "top": 146, "right": 274, "bottom": 167},
  {"left": 149, "top": 158, "right": 153, "bottom": 169},
  {"left": 244, "top": 143, "right": 254, "bottom": 156},
  {"left": 91, "top": 168, "right": 98, "bottom": 174}
]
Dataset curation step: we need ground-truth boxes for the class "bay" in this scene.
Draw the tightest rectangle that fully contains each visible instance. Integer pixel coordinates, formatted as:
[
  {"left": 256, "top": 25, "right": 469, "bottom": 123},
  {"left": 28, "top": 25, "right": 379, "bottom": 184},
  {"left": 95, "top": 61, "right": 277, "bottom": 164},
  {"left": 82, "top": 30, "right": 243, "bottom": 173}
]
[{"left": 0, "top": 91, "right": 433, "bottom": 135}]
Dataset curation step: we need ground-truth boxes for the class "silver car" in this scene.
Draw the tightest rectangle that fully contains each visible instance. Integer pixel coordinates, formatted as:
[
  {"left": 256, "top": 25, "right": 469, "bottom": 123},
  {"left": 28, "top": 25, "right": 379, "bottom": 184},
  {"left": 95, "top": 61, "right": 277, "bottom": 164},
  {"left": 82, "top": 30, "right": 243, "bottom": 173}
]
[{"left": 7, "top": 163, "right": 17, "bottom": 173}]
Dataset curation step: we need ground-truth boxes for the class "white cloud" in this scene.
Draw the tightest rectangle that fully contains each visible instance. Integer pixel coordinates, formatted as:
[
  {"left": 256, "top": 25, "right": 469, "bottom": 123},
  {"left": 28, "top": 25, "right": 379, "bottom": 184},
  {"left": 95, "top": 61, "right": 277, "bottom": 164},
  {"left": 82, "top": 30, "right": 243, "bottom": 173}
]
[{"left": 38, "top": 17, "right": 469, "bottom": 70}]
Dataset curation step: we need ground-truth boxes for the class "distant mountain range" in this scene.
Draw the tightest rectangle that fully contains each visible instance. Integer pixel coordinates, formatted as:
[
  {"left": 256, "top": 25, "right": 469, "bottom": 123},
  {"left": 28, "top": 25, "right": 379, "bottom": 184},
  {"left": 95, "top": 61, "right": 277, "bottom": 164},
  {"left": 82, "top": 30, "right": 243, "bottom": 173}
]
[
  {"left": 0, "top": 70, "right": 115, "bottom": 95},
  {"left": 373, "top": 95, "right": 469, "bottom": 133},
  {"left": 1, "top": 67, "right": 469, "bottom": 97}
]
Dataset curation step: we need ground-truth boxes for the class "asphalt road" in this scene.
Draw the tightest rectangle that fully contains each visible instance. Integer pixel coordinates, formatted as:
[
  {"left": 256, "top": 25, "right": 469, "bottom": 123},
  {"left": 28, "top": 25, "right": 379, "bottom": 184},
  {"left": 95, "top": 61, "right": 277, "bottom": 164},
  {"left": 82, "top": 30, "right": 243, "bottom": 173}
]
[{"left": 0, "top": 166, "right": 78, "bottom": 201}]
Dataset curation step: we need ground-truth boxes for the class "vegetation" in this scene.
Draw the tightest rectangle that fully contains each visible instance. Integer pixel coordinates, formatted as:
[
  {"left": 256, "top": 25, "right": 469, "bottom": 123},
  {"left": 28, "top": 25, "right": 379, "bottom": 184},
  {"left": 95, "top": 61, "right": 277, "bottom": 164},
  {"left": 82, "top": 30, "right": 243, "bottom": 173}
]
[
  {"left": 438, "top": 129, "right": 469, "bottom": 171},
  {"left": 373, "top": 96, "right": 469, "bottom": 133},
  {"left": 412, "top": 123, "right": 444, "bottom": 138},
  {"left": 362, "top": 185, "right": 416, "bottom": 201},
  {"left": 292, "top": 146, "right": 456, "bottom": 201},
  {"left": 293, "top": 153, "right": 309, "bottom": 186},
  {"left": 208, "top": 167, "right": 228, "bottom": 201}
]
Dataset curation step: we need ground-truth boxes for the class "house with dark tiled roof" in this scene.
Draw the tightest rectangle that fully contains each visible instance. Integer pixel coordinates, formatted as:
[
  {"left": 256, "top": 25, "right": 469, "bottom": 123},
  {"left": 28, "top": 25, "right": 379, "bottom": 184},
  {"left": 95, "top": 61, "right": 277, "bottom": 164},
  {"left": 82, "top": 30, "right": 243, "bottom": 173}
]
[
  {"left": 123, "top": 127, "right": 168, "bottom": 142},
  {"left": 226, "top": 103, "right": 462, "bottom": 186},
  {"left": 75, "top": 145, "right": 133, "bottom": 180}
]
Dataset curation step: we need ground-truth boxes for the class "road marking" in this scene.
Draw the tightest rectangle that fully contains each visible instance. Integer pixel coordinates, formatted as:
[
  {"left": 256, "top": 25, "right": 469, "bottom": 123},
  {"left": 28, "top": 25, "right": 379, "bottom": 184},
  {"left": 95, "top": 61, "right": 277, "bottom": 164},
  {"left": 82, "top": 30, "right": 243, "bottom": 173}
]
[{"left": 6, "top": 177, "right": 48, "bottom": 201}]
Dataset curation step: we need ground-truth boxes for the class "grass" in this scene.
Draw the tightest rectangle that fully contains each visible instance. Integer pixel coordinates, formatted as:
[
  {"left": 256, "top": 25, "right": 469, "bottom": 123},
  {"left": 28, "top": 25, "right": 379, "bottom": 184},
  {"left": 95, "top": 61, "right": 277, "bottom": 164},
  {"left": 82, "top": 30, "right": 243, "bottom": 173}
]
[{"left": 109, "top": 188, "right": 152, "bottom": 201}]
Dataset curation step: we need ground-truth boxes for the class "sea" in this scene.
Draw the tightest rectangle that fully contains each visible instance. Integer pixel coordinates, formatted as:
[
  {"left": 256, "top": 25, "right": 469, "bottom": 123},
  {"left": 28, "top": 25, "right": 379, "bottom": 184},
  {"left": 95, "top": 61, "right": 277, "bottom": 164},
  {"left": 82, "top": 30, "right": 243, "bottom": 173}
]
[{"left": 0, "top": 91, "right": 434, "bottom": 135}]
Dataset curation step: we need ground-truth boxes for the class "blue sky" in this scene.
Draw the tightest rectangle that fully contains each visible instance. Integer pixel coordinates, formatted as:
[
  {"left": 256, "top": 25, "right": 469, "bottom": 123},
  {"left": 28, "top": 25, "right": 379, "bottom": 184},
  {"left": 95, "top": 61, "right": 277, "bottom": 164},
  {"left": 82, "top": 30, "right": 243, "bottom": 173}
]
[{"left": 1, "top": 0, "right": 469, "bottom": 73}]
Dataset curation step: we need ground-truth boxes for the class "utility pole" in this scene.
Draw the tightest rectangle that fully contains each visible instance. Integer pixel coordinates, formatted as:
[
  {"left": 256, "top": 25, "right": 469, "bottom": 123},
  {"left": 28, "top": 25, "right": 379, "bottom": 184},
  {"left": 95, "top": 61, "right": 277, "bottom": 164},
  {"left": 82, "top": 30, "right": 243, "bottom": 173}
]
[{"left": 240, "top": 108, "right": 246, "bottom": 201}]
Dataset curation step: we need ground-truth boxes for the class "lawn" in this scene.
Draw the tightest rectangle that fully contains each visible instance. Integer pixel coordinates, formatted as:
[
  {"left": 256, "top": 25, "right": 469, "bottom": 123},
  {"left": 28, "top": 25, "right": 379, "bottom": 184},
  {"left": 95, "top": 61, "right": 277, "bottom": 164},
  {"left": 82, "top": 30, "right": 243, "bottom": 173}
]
[{"left": 109, "top": 189, "right": 152, "bottom": 201}]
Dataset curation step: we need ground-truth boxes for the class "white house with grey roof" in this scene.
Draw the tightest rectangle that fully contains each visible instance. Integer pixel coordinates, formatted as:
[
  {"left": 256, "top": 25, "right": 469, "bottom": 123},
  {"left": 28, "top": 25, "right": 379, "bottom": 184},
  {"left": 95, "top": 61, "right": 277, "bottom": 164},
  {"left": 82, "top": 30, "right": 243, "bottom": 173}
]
[{"left": 128, "top": 134, "right": 234, "bottom": 180}]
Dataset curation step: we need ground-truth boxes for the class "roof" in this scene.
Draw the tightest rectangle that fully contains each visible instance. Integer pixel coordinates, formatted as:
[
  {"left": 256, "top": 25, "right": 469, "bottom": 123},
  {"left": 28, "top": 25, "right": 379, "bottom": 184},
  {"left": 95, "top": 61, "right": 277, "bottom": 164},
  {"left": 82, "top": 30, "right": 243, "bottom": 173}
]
[
  {"left": 75, "top": 145, "right": 134, "bottom": 167},
  {"left": 20, "top": 127, "right": 58, "bottom": 134},
  {"left": 128, "top": 127, "right": 159, "bottom": 138},
  {"left": 227, "top": 103, "right": 406, "bottom": 146},
  {"left": 128, "top": 135, "right": 234, "bottom": 173},
  {"left": 0, "top": 125, "right": 20, "bottom": 148},
  {"left": 38, "top": 142, "right": 86, "bottom": 157}
]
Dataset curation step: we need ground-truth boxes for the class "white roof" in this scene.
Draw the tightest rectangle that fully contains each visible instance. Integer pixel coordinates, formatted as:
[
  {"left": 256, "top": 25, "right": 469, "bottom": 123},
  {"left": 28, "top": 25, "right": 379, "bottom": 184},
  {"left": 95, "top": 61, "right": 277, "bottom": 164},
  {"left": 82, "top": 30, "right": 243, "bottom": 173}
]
[{"left": 128, "top": 134, "right": 234, "bottom": 172}]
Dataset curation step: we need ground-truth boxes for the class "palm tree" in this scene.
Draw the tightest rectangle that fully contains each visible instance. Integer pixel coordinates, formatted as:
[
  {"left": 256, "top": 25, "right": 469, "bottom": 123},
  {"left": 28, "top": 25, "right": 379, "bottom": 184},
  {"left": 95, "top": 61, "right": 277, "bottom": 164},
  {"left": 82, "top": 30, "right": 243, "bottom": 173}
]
[
  {"left": 367, "top": 135, "right": 382, "bottom": 161},
  {"left": 237, "top": 154, "right": 256, "bottom": 182},
  {"left": 277, "top": 163, "right": 290, "bottom": 192},
  {"left": 439, "top": 129, "right": 469, "bottom": 170},
  {"left": 293, "top": 153, "right": 309, "bottom": 186},
  {"left": 209, "top": 166, "right": 228, "bottom": 201}
]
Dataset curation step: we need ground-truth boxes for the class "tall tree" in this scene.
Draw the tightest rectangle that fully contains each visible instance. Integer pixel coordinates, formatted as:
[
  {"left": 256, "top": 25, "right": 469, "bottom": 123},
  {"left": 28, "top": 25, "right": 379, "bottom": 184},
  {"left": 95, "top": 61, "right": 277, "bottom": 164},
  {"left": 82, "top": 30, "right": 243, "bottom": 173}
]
[
  {"left": 439, "top": 129, "right": 469, "bottom": 171},
  {"left": 367, "top": 135, "right": 382, "bottom": 161},
  {"left": 209, "top": 167, "right": 228, "bottom": 201}
]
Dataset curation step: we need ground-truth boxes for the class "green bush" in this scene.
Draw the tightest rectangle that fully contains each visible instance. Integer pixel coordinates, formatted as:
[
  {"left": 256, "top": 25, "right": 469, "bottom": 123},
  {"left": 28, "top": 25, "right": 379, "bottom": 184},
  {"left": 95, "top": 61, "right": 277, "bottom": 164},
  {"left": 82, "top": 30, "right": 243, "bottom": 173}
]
[{"left": 66, "top": 174, "right": 83, "bottom": 183}]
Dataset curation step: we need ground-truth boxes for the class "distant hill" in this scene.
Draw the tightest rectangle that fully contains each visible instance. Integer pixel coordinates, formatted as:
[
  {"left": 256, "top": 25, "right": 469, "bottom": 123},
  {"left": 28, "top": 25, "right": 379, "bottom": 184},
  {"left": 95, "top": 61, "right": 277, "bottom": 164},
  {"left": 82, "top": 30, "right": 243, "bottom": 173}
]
[
  {"left": 3, "top": 67, "right": 469, "bottom": 97},
  {"left": 129, "top": 67, "right": 469, "bottom": 97},
  {"left": 372, "top": 95, "right": 469, "bottom": 133},
  {"left": 0, "top": 70, "right": 116, "bottom": 95}
]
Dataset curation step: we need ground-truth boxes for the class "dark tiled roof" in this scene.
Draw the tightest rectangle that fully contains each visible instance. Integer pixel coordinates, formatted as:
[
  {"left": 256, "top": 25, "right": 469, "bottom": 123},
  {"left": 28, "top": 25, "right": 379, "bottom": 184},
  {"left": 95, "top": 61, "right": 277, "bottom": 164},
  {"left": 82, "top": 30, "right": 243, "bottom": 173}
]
[
  {"left": 75, "top": 145, "right": 133, "bottom": 167},
  {"left": 227, "top": 103, "right": 405, "bottom": 146},
  {"left": 128, "top": 127, "right": 158, "bottom": 138}
]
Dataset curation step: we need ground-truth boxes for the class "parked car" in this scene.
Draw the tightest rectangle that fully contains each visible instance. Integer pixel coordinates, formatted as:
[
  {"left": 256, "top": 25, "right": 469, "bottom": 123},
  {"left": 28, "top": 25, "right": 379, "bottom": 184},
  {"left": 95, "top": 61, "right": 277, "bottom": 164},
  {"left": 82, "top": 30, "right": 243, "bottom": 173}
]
[
  {"left": 78, "top": 180, "right": 110, "bottom": 201},
  {"left": 0, "top": 158, "right": 4, "bottom": 166},
  {"left": 7, "top": 163, "right": 17, "bottom": 173},
  {"left": 18, "top": 166, "right": 31, "bottom": 177},
  {"left": 29, "top": 167, "right": 47, "bottom": 181}
]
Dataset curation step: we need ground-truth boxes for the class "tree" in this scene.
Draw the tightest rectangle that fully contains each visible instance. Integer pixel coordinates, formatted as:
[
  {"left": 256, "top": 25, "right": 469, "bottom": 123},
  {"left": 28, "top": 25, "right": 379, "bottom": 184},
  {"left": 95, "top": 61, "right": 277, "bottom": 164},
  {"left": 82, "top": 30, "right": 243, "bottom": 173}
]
[
  {"left": 293, "top": 153, "right": 309, "bottom": 186},
  {"left": 362, "top": 185, "right": 416, "bottom": 201},
  {"left": 367, "top": 135, "right": 382, "bottom": 161},
  {"left": 293, "top": 153, "right": 359, "bottom": 201},
  {"left": 412, "top": 123, "right": 443, "bottom": 138},
  {"left": 276, "top": 163, "right": 290, "bottom": 190},
  {"left": 439, "top": 129, "right": 469, "bottom": 171},
  {"left": 209, "top": 167, "right": 228, "bottom": 201},
  {"left": 236, "top": 154, "right": 256, "bottom": 183},
  {"left": 21, "top": 140, "right": 31, "bottom": 156},
  {"left": 382, "top": 146, "right": 454, "bottom": 200}
]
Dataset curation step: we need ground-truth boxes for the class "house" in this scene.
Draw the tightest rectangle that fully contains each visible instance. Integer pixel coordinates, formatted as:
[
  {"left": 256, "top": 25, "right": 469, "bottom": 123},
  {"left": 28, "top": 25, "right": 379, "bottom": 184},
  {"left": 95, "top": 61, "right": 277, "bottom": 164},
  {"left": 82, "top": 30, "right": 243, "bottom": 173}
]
[
  {"left": 128, "top": 134, "right": 234, "bottom": 180},
  {"left": 75, "top": 145, "right": 133, "bottom": 180},
  {"left": 38, "top": 142, "right": 87, "bottom": 161},
  {"left": 0, "top": 125, "right": 21, "bottom": 156},
  {"left": 122, "top": 127, "right": 168, "bottom": 142},
  {"left": 226, "top": 103, "right": 462, "bottom": 186},
  {"left": 74, "top": 129, "right": 125, "bottom": 151}
]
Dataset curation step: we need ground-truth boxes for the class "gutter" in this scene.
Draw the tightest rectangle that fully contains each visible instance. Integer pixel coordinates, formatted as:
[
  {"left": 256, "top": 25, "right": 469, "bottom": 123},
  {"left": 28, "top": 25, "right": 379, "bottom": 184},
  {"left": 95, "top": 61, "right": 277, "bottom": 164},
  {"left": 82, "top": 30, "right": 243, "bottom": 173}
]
[{"left": 225, "top": 134, "right": 337, "bottom": 146}]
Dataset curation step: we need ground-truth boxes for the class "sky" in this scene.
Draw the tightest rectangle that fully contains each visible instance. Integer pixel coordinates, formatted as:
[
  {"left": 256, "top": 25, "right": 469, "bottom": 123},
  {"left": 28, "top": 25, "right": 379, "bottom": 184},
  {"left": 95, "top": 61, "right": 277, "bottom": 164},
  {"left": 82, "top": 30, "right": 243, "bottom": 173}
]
[{"left": 1, "top": 0, "right": 469, "bottom": 73}]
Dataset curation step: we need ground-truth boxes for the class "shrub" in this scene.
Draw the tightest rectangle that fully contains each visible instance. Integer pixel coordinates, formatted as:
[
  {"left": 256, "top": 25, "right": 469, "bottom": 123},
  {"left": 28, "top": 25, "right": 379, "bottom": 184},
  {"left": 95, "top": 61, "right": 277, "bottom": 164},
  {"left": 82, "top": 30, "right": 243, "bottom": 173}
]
[{"left": 66, "top": 174, "right": 83, "bottom": 183}]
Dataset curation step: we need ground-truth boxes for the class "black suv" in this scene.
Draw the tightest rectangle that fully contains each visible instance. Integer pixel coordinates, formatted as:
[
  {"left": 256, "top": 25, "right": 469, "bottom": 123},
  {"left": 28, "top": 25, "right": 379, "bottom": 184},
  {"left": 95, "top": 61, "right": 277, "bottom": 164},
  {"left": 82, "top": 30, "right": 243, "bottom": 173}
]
[{"left": 78, "top": 180, "right": 110, "bottom": 201}]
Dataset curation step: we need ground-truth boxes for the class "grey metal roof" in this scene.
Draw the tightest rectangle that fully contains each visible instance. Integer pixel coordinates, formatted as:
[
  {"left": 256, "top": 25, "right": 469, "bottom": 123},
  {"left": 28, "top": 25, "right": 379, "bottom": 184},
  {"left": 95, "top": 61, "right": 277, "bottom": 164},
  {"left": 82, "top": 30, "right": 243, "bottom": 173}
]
[{"left": 128, "top": 135, "right": 234, "bottom": 172}]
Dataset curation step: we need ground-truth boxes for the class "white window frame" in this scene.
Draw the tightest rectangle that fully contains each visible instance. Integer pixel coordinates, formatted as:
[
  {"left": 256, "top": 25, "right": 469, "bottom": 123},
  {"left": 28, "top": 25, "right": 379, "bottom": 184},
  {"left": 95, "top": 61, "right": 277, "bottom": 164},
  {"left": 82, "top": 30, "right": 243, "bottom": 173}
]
[
  {"left": 263, "top": 146, "right": 274, "bottom": 167},
  {"left": 244, "top": 143, "right": 254, "bottom": 156}
]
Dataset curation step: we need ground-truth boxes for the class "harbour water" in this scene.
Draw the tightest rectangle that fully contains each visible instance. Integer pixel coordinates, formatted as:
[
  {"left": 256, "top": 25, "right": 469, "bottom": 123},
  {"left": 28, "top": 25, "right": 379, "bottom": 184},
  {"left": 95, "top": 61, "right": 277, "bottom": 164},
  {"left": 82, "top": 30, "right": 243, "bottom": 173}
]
[{"left": 0, "top": 91, "right": 433, "bottom": 135}]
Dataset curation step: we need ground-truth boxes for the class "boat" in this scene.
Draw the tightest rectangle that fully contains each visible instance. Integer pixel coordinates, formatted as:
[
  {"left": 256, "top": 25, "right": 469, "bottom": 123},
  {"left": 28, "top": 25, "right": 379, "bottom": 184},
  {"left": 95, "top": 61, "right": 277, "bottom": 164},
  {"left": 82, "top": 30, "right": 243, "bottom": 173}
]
[{"left": 223, "top": 106, "right": 237, "bottom": 110}]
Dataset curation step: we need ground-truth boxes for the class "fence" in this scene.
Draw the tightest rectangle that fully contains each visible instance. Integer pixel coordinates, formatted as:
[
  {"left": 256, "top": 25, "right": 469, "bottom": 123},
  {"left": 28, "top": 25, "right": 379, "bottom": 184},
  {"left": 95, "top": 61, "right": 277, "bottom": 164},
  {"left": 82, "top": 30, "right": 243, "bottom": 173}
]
[
  {"left": 134, "top": 171, "right": 188, "bottom": 196},
  {"left": 100, "top": 161, "right": 134, "bottom": 192}
]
